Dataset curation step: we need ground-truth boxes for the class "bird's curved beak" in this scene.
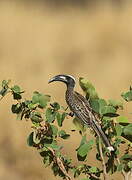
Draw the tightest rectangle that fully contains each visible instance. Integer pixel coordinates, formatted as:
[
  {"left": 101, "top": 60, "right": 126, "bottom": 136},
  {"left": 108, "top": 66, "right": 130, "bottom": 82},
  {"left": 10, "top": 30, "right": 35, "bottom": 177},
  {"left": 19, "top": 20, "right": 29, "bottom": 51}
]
[
  {"left": 48, "top": 75, "right": 60, "bottom": 84},
  {"left": 48, "top": 75, "right": 67, "bottom": 84},
  {"left": 48, "top": 77, "right": 55, "bottom": 84}
]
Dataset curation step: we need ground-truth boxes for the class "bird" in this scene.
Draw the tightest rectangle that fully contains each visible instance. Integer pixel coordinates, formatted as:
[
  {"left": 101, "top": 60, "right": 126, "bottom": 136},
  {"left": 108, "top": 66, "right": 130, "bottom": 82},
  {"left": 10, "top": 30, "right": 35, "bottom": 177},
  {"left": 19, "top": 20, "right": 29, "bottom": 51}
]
[{"left": 48, "top": 74, "right": 114, "bottom": 152}]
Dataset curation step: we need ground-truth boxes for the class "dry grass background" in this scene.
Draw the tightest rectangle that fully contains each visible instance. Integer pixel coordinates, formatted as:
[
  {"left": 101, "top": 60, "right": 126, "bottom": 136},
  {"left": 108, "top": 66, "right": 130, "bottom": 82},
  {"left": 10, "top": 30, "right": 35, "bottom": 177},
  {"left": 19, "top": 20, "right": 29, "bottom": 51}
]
[{"left": 0, "top": 1, "right": 132, "bottom": 179}]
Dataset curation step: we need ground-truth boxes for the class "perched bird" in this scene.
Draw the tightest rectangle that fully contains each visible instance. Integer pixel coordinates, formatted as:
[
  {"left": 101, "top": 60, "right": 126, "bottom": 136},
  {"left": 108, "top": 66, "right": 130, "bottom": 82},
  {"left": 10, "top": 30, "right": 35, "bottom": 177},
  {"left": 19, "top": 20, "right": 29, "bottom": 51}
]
[{"left": 48, "top": 74, "right": 114, "bottom": 152}]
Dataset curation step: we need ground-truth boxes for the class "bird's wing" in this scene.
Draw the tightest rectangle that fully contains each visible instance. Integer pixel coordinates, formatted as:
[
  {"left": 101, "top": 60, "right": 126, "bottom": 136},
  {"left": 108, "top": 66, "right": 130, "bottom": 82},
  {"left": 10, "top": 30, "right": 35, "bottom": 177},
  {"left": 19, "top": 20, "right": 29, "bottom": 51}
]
[
  {"left": 74, "top": 91, "right": 91, "bottom": 108},
  {"left": 74, "top": 91, "right": 100, "bottom": 120},
  {"left": 73, "top": 91, "right": 95, "bottom": 125},
  {"left": 73, "top": 91, "right": 113, "bottom": 149}
]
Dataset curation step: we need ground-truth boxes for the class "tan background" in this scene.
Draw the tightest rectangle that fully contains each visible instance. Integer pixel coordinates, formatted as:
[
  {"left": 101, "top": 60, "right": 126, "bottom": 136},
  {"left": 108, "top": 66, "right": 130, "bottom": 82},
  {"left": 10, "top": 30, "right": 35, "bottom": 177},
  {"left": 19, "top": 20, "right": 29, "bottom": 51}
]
[{"left": 0, "top": 1, "right": 132, "bottom": 179}]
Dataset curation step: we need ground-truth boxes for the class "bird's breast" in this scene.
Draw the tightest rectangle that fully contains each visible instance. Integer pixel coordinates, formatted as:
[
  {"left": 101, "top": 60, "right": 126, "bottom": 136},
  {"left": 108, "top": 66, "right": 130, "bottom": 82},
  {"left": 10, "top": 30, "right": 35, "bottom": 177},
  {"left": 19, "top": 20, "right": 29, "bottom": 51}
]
[{"left": 65, "top": 90, "right": 83, "bottom": 113}]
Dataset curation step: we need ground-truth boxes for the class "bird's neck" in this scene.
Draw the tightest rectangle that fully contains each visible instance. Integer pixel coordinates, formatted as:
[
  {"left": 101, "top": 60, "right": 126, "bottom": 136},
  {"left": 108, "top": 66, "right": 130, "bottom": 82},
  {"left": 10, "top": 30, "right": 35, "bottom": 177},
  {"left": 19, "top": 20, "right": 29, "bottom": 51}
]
[
  {"left": 66, "top": 85, "right": 74, "bottom": 99},
  {"left": 65, "top": 85, "right": 74, "bottom": 106},
  {"left": 66, "top": 85, "right": 74, "bottom": 93}
]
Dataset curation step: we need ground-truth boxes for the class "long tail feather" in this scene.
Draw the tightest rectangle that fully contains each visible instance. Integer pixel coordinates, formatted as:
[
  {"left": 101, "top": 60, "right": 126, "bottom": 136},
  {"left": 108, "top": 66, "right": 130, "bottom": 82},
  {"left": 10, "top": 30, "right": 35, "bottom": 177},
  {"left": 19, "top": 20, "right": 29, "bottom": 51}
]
[{"left": 91, "top": 120, "right": 114, "bottom": 152}]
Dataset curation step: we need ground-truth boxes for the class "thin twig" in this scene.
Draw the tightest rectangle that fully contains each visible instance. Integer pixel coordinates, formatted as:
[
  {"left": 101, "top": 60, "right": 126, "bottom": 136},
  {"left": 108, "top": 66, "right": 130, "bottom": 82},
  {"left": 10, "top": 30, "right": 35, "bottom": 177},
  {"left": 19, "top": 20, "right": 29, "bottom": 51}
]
[
  {"left": 116, "top": 158, "right": 126, "bottom": 179},
  {"left": 116, "top": 158, "right": 132, "bottom": 180},
  {"left": 128, "top": 168, "right": 132, "bottom": 180},
  {"left": 48, "top": 147, "right": 72, "bottom": 180},
  {"left": 0, "top": 96, "right": 4, "bottom": 101},
  {"left": 90, "top": 174, "right": 100, "bottom": 179},
  {"left": 98, "top": 139, "right": 109, "bottom": 180},
  {"left": 0, "top": 91, "right": 11, "bottom": 101}
]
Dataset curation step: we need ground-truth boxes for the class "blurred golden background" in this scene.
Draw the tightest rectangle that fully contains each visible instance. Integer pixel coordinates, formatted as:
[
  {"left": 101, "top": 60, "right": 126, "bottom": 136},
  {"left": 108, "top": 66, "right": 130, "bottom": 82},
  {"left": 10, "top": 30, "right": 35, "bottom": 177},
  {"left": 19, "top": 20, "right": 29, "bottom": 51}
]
[{"left": 0, "top": 0, "right": 132, "bottom": 179}]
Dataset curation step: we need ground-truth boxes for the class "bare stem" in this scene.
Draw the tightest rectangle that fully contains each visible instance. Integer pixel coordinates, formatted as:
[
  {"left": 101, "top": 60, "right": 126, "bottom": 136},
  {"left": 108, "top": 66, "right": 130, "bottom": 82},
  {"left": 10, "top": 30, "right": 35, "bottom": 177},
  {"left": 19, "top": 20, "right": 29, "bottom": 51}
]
[
  {"left": 99, "top": 139, "right": 109, "bottom": 180},
  {"left": 116, "top": 158, "right": 132, "bottom": 180},
  {"left": 48, "top": 147, "right": 72, "bottom": 180},
  {"left": 116, "top": 158, "right": 126, "bottom": 178},
  {"left": 127, "top": 169, "right": 132, "bottom": 180}
]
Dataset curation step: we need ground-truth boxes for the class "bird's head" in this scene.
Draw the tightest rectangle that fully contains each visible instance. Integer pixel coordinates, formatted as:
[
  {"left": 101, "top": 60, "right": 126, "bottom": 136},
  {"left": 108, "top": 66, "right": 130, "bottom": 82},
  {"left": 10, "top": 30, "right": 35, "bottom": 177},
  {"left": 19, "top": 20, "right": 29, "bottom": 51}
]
[{"left": 48, "top": 74, "right": 75, "bottom": 88}]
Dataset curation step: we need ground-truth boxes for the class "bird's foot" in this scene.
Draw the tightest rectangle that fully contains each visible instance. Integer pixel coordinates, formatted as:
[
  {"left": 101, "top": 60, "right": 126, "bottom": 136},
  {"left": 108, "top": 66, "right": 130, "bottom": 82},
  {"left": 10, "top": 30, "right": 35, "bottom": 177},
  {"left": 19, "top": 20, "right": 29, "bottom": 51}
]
[{"left": 68, "top": 112, "right": 74, "bottom": 117}]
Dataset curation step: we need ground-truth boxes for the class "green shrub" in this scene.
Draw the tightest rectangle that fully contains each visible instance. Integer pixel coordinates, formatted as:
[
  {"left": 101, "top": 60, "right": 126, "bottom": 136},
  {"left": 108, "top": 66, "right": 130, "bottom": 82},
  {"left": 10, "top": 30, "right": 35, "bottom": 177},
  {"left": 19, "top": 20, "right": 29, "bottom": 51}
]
[{"left": 0, "top": 78, "right": 131, "bottom": 180}]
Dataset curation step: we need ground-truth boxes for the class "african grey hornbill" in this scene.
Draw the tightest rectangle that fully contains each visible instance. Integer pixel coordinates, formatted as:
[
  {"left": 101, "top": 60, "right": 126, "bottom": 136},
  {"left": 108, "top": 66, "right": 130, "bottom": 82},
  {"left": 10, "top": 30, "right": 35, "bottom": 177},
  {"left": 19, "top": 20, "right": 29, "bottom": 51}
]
[{"left": 48, "top": 74, "right": 114, "bottom": 152}]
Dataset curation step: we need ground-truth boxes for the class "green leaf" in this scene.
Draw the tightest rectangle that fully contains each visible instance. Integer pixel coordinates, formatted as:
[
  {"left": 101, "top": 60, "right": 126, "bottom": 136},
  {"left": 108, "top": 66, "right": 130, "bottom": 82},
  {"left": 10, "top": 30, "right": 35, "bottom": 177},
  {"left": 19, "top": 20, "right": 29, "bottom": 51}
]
[
  {"left": 100, "top": 105, "right": 116, "bottom": 115},
  {"left": 123, "top": 124, "right": 132, "bottom": 136},
  {"left": 10, "top": 85, "right": 24, "bottom": 100},
  {"left": 56, "top": 112, "right": 66, "bottom": 127},
  {"left": 77, "top": 144, "right": 90, "bottom": 157},
  {"left": 22, "top": 100, "right": 29, "bottom": 106},
  {"left": 46, "top": 108, "right": 55, "bottom": 123},
  {"left": 13, "top": 93, "right": 22, "bottom": 100},
  {"left": 86, "top": 89, "right": 99, "bottom": 100},
  {"left": 73, "top": 168, "right": 81, "bottom": 178},
  {"left": 58, "top": 130, "right": 70, "bottom": 139},
  {"left": 39, "top": 95, "right": 48, "bottom": 108},
  {"left": 32, "top": 92, "right": 50, "bottom": 108},
  {"left": 2, "top": 80, "right": 8, "bottom": 88},
  {"left": 77, "top": 139, "right": 94, "bottom": 157},
  {"left": 108, "top": 99, "right": 123, "bottom": 109},
  {"left": 120, "top": 154, "right": 132, "bottom": 161},
  {"left": 78, "top": 135, "right": 87, "bottom": 147},
  {"left": 56, "top": 112, "right": 61, "bottom": 126},
  {"left": 32, "top": 91, "right": 40, "bottom": 103},
  {"left": 52, "top": 163, "right": 60, "bottom": 176},
  {"left": 72, "top": 117, "right": 86, "bottom": 133},
  {"left": 99, "top": 99, "right": 107, "bottom": 107},
  {"left": 116, "top": 116, "right": 129, "bottom": 123},
  {"left": 90, "top": 98, "right": 117, "bottom": 117},
  {"left": 61, "top": 112, "right": 67, "bottom": 123},
  {"left": 16, "top": 112, "right": 23, "bottom": 120},
  {"left": 121, "top": 133, "right": 132, "bottom": 142},
  {"left": 77, "top": 154, "right": 87, "bottom": 161},
  {"left": 11, "top": 85, "right": 21, "bottom": 93},
  {"left": 117, "top": 164, "right": 125, "bottom": 171},
  {"left": 28, "top": 102, "right": 38, "bottom": 110},
  {"left": 43, "top": 154, "right": 52, "bottom": 167},
  {"left": 103, "top": 113, "right": 119, "bottom": 117},
  {"left": 41, "top": 136, "right": 53, "bottom": 145},
  {"left": 89, "top": 166, "right": 98, "bottom": 173},
  {"left": 27, "top": 132, "right": 34, "bottom": 146},
  {"left": 50, "top": 125, "right": 58, "bottom": 137},
  {"left": 90, "top": 99, "right": 100, "bottom": 113},
  {"left": 44, "top": 94, "right": 51, "bottom": 102},
  {"left": 1, "top": 79, "right": 10, "bottom": 88},
  {"left": 11, "top": 85, "right": 24, "bottom": 100},
  {"left": 11, "top": 103, "right": 22, "bottom": 114},
  {"left": 51, "top": 102, "right": 60, "bottom": 111},
  {"left": 79, "top": 77, "right": 99, "bottom": 99},
  {"left": 114, "top": 138, "right": 122, "bottom": 148},
  {"left": 128, "top": 161, "right": 132, "bottom": 168},
  {"left": 0, "top": 88, "right": 8, "bottom": 97},
  {"left": 115, "top": 124, "right": 123, "bottom": 136},
  {"left": 121, "top": 90, "right": 132, "bottom": 102},
  {"left": 81, "top": 135, "right": 88, "bottom": 145},
  {"left": 30, "top": 111, "right": 43, "bottom": 123},
  {"left": 45, "top": 143, "right": 61, "bottom": 151}
]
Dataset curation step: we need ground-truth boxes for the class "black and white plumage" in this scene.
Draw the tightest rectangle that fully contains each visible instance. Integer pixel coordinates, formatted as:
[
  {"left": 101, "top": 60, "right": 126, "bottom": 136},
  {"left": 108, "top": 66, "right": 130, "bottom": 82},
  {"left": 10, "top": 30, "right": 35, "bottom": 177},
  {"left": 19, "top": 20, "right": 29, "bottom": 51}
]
[{"left": 48, "top": 74, "right": 114, "bottom": 152}]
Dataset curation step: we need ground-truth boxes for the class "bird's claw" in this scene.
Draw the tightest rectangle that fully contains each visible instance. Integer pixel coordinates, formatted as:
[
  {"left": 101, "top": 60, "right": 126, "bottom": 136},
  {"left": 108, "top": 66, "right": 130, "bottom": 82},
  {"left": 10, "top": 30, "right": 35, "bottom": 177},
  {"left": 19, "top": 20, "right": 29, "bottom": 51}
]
[{"left": 68, "top": 112, "right": 74, "bottom": 117}]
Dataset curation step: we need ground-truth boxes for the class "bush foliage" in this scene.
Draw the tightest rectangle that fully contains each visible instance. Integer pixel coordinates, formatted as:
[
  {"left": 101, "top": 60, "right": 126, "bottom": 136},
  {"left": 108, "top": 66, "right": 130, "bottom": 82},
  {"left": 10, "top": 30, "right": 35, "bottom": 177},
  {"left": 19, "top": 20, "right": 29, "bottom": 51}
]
[{"left": 0, "top": 78, "right": 132, "bottom": 180}]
